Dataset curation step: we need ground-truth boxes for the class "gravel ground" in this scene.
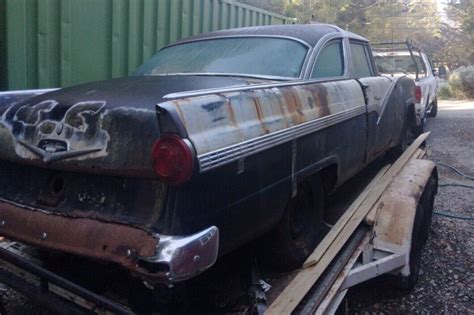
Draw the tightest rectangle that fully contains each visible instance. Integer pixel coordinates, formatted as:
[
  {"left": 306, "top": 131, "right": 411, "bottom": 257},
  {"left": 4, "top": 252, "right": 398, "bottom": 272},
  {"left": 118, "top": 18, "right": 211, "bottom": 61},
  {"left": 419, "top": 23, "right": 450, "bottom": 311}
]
[{"left": 346, "top": 100, "right": 474, "bottom": 314}]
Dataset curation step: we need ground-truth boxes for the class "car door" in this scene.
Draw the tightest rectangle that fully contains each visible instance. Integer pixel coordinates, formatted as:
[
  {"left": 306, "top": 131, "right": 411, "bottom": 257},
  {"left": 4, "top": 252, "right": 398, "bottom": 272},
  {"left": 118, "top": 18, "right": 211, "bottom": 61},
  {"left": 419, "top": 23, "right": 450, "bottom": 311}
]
[
  {"left": 349, "top": 40, "right": 394, "bottom": 159},
  {"left": 308, "top": 38, "right": 368, "bottom": 183}
]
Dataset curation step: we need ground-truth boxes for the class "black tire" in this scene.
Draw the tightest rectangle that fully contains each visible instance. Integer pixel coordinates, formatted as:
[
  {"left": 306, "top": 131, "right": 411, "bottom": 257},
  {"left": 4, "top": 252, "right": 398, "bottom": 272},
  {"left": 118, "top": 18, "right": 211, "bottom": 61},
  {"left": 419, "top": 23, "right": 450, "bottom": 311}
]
[
  {"left": 412, "top": 116, "right": 425, "bottom": 137},
  {"left": 390, "top": 199, "right": 424, "bottom": 290},
  {"left": 420, "top": 174, "right": 437, "bottom": 245},
  {"left": 390, "top": 174, "right": 436, "bottom": 290},
  {"left": 260, "top": 175, "right": 324, "bottom": 271},
  {"left": 427, "top": 97, "right": 438, "bottom": 118}
]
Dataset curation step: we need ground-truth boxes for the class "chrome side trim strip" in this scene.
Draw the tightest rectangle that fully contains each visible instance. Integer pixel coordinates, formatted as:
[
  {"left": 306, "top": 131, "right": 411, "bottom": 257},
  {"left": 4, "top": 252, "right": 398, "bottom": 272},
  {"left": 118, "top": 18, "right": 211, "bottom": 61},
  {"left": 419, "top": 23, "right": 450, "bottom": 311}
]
[
  {"left": 0, "top": 88, "right": 58, "bottom": 96},
  {"left": 376, "top": 77, "right": 402, "bottom": 124},
  {"left": 163, "top": 77, "right": 349, "bottom": 100},
  {"left": 198, "top": 105, "right": 367, "bottom": 172}
]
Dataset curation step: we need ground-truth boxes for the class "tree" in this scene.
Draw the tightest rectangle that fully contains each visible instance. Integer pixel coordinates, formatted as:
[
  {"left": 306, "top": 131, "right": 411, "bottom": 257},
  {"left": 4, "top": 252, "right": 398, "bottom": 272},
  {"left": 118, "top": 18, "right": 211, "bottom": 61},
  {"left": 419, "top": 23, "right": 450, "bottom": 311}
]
[{"left": 240, "top": 0, "right": 471, "bottom": 66}]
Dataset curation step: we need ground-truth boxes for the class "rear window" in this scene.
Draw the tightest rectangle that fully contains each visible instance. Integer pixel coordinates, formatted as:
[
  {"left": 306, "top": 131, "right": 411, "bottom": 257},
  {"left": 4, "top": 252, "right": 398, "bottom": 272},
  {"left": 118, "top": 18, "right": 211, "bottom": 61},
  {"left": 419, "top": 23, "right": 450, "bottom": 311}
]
[
  {"left": 133, "top": 37, "right": 308, "bottom": 78},
  {"left": 375, "top": 55, "right": 426, "bottom": 76}
]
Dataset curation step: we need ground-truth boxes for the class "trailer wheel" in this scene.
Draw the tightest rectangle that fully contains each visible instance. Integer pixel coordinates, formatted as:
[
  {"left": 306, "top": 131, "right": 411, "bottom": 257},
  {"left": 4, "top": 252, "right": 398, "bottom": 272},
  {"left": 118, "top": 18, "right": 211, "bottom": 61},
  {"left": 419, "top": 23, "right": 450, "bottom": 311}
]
[
  {"left": 391, "top": 173, "right": 435, "bottom": 290},
  {"left": 419, "top": 174, "right": 437, "bottom": 245},
  {"left": 260, "top": 176, "right": 324, "bottom": 271}
]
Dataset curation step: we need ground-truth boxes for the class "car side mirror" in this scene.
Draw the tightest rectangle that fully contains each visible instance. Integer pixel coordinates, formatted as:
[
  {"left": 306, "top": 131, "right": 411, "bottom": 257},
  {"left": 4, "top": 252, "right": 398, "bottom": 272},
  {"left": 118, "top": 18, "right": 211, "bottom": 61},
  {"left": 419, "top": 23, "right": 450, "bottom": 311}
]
[{"left": 433, "top": 70, "right": 439, "bottom": 77}]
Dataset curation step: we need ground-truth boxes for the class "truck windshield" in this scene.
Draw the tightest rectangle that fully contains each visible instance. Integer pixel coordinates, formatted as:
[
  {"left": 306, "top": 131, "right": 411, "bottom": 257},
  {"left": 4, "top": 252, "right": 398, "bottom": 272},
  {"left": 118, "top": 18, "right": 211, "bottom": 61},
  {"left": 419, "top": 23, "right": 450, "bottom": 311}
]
[
  {"left": 132, "top": 37, "right": 308, "bottom": 79},
  {"left": 374, "top": 54, "right": 426, "bottom": 75}
]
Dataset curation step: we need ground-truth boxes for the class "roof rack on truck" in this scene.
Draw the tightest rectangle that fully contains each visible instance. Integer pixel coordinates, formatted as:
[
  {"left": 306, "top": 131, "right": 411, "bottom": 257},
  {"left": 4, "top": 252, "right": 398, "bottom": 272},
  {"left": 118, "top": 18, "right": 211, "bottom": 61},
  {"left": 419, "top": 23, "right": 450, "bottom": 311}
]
[{"left": 371, "top": 38, "right": 424, "bottom": 80}]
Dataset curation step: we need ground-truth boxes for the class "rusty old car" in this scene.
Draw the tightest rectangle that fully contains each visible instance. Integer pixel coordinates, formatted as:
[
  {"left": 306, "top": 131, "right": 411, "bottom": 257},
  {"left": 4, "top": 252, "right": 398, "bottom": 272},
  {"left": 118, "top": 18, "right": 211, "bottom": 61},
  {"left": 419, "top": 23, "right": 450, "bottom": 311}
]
[{"left": 0, "top": 24, "right": 417, "bottom": 284}]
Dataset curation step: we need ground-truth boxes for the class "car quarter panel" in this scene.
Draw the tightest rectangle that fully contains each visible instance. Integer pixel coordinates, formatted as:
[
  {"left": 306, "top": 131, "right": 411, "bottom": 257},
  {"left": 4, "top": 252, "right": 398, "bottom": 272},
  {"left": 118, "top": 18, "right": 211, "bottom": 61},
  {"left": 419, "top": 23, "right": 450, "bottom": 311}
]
[
  {"left": 360, "top": 76, "right": 397, "bottom": 157},
  {"left": 159, "top": 80, "right": 366, "bottom": 173},
  {"left": 156, "top": 80, "right": 368, "bottom": 253}
]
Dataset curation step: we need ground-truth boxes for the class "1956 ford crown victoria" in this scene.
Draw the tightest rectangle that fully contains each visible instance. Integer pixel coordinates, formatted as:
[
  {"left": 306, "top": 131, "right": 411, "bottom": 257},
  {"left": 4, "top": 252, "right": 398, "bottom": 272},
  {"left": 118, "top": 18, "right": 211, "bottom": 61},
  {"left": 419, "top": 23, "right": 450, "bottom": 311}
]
[{"left": 0, "top": 24, "right": 417, "bottom": 283}]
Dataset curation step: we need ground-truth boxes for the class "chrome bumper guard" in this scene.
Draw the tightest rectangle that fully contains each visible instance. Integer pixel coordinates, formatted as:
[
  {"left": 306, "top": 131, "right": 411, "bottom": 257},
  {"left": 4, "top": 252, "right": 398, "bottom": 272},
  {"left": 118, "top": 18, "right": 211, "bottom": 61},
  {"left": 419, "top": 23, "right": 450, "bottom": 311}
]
[{"left": 138, "top": 226, "right": 219, "bottom": 283}]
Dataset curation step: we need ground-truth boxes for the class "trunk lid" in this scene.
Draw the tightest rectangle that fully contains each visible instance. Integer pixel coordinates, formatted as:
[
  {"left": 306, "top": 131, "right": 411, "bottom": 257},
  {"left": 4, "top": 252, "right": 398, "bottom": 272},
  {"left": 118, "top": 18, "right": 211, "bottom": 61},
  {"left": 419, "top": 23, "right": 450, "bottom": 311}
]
[{"left": 0, "top": 75, "right": 263, "bottom": 177}]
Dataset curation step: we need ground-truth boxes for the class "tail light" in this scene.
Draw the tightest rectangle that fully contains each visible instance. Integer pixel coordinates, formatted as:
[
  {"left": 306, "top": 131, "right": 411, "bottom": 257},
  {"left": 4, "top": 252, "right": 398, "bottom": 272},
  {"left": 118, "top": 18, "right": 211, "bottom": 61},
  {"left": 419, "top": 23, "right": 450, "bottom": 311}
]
[
  {"left": 152, "top": 134, "right": 194, "bottom": 186},
  {"left": 414, "top": 86, "right": 422, "bottom": 103}
]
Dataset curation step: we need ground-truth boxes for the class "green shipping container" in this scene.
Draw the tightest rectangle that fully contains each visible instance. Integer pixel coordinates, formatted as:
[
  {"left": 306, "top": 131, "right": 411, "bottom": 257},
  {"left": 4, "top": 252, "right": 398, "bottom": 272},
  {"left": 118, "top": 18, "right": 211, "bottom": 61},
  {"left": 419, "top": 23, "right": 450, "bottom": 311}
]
[{"left": 0, "top": 0, "right": 293, "bottom": 91}]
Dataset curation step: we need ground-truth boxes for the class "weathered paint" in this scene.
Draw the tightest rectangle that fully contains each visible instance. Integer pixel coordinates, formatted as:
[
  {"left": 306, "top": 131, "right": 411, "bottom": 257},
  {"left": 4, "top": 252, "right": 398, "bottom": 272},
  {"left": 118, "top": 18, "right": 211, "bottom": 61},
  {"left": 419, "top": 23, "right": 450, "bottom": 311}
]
[
  {"left": 0, "top": 75, "right": 268, "bottom": 177},
  {"left": 0, "top": 197, "right": 159, "bottom": 273},
  {"left": 372, "top": 159, "right": 437, "bottom": 277},
  {"left": 159, "top": 80, "right": 365, "bottom": 172},
  {"left": 0, "top": 24, "right": 418, "bottom": 284},
  {"left": 3, "top": 0, "right": 293, "bottom": 90}
]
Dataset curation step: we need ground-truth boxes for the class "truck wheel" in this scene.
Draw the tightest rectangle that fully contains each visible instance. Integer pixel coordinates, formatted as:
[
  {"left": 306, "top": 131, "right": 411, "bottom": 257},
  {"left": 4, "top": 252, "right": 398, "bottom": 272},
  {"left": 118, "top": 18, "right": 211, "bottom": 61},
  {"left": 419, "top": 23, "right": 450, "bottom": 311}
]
[
  {"left": 260, "top": 176, "right": 324, "bottom": 271},
  {"left": 412, "top": 117, "right": 424, "bottom": 137},
  {"left": 427, "top": 98, "right": 438, "bottom": 117}
]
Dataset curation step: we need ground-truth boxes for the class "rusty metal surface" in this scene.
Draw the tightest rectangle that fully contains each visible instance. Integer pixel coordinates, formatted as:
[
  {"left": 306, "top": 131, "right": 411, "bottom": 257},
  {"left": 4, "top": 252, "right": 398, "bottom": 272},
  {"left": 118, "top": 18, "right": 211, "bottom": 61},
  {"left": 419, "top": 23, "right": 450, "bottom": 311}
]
[
  {"left": 0, "top": 160, "right": 166, "bottom": 232},
  {"left": 0, "top": 76, "right": 264, "bottom": 177},
  {"left": 0, "top": 25, "right": 418, "bottom": 286},
  {"left": 372, "top": 159, "right": 436, "bottom": 276},
  {"left": 0, "top": 198, "right": 158, "bottom": 274},
  {"left": 159, "top": 80, "right": 365, "bottom": 173},
  {"left": 373, "top": 159, "right": 436, "bottom": 246}
]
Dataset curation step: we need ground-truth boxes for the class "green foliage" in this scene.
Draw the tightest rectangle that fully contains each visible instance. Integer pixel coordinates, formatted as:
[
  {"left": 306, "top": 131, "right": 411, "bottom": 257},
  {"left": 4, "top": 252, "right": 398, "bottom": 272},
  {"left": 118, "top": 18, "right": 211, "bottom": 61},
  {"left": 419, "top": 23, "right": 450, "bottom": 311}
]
[
  {"left": 437, "top": 84, "right": 452, "bottom": 100},
  {"left": 448, "top": 66, "right": 474, "bottom": 99},
  {"left": 239, "top": 0, "right": 472, "bottom": 69},
  {"left": 435, "top": 0, "right": 474, "bottom": 68}
]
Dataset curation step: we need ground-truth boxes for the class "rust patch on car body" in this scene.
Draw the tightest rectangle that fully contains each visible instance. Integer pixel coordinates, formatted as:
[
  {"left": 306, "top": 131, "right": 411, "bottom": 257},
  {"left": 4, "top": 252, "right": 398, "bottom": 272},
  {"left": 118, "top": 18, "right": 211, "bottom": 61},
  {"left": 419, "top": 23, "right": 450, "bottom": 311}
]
[
  {"left": 309, "top": 84, "right": 330, "bottom": 117},
  {"left": 159, "top": 80, "right": 363, "bottom": 161},
  {"left": 0, "top": 198, "right": 158, "bottom": 272}
]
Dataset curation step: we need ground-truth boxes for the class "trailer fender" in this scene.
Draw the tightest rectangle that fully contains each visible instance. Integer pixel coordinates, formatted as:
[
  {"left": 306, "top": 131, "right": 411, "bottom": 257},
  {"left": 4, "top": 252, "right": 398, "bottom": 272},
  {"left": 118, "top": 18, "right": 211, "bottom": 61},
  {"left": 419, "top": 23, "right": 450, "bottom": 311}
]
[{"left": 372, "top": 159, "right": 437, "bottom": 276}]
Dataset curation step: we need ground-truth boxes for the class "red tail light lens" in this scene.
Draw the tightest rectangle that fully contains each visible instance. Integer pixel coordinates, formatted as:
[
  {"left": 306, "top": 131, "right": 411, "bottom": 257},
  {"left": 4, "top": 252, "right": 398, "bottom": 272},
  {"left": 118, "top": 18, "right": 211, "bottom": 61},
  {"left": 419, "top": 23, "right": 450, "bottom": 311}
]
[
  {"left": 414, "top": 86, "right": 422, "bottom": 103},
  {"left": 152, "top": 135, "right": 193, "bottom": 186}
]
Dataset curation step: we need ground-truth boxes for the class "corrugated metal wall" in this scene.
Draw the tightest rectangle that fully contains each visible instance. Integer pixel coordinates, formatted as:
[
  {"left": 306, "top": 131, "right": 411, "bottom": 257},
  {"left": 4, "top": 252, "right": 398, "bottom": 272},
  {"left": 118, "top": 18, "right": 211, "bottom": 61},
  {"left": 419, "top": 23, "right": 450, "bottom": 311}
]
[
  {"left": 0, "top": 0, "right": 7, "bottom": 91},
  {"left": 2, "top": 0, "right": 292, "bottom": 90}
]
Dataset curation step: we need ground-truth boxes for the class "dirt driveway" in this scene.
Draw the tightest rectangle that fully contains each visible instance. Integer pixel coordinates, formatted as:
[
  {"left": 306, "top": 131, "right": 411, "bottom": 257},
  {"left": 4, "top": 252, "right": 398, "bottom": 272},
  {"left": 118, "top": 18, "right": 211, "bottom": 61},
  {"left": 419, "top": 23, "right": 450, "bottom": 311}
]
[{"left": 347, "top": 100, "right": 474, "bottom": 314}]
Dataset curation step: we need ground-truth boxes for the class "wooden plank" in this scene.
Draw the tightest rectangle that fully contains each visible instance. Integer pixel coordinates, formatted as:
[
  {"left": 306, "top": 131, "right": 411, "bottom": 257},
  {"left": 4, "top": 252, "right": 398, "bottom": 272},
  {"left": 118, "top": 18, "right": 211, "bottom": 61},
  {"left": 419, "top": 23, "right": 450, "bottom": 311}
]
[
  {"left": 413, "top": 148, "right": 423, "bottom": 159},
  {"left": 419, "top": 149, "right": 426, "bottom": 159},
  {"left": 266, "top": 132, "right": 430, "bottom": 314},
  {"left": 302, "top": 163, "right": 391, "bottom": 269},
  {"left": 316, "top": 233, "right": 371, "bottom": 314}
]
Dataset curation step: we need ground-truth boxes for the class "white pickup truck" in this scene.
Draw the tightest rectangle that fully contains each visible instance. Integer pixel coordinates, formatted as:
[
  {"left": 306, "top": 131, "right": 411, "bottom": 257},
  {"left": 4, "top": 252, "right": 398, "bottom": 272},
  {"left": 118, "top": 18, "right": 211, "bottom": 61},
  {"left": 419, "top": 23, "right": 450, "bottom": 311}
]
[{"left": 373, "top": 47, "right": 439, "bottom": 132}]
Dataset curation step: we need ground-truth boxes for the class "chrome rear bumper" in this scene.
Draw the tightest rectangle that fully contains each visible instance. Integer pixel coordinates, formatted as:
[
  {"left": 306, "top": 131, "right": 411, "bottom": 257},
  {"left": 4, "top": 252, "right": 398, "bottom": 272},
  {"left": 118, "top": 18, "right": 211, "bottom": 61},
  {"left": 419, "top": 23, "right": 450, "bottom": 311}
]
[
  {"left": 0, "top": 198, "right": 219, "bottom": 283},
  {"left": 138, "top": 226, "right": 219, "bottom": 283}
]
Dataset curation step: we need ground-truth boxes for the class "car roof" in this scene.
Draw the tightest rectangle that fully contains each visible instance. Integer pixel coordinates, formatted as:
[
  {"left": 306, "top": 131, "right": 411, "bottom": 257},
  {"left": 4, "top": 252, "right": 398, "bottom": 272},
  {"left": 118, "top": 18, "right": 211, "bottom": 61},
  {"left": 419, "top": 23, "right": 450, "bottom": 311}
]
[{"left": 173, "top": 24, "right": 367, "bottom": 47}]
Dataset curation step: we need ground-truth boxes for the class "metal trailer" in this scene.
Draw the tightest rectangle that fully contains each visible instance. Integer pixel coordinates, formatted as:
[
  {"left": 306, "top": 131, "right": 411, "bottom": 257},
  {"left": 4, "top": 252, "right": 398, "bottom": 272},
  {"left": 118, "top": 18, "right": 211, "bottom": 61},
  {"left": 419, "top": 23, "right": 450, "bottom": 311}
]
[
  {"left": 284, "top": 156, "right": 437, "bottom": 314},
  {"left": 0, "top": 135, "right": 437, "bottom": 314}
]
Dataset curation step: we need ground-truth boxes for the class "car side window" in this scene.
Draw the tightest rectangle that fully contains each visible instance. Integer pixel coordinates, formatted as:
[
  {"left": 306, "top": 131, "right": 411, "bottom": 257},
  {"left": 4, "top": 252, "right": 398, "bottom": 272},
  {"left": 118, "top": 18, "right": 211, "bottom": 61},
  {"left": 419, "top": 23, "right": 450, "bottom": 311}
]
[
  {"left": 350, "top": 42, "right": 372, "bottom": 78},
  {"left": 311, "top": 40, "right": 344, "bottom": 78}
]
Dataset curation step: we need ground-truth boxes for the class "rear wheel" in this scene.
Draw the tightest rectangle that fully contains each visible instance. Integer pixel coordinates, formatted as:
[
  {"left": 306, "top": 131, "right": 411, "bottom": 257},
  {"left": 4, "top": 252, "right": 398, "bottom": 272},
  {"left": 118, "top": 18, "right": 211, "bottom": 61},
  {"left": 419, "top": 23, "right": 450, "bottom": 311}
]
[
  {"left": 390, "top": 173, "right": 436, "bottom": 290},
  {"left": 427, "top": 97, "right": 438, "bottom": 118},
  {"left": 412, "top": 116, "right": 425, "bottom": 137},
  {"left": 260, "top": 176, "right": 324, "bottom": 271},
  {"left": 389, "top": 197, "right": 424, "bottom": 290}
]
